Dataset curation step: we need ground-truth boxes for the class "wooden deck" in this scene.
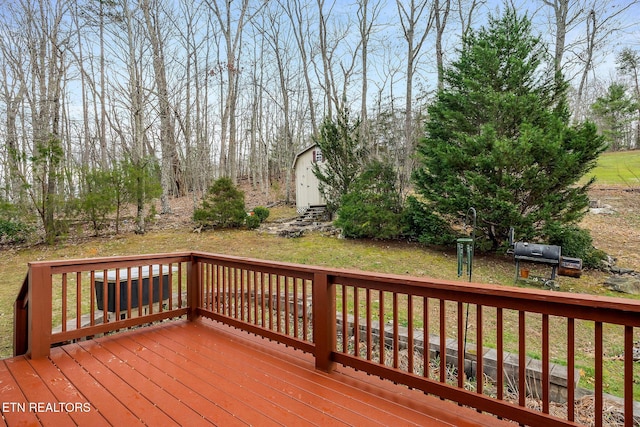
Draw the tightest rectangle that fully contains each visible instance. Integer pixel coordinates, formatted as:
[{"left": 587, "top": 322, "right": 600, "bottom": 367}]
[{"left": 1, "top": 318, "right": 511, "bottom": 426}]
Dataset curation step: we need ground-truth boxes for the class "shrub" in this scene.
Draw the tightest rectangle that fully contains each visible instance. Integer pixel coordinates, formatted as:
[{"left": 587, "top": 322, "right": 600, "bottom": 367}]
[
  {"left": 337, "top": 192, "right": 403, "bottom": 239},
  {"left": 0, "top": 219, "right": 32, "bottom": 244},
  {"left": 245, "top": 214, "right": 261, "bottom": 229},
  {"left": 193, "top": 178, "right": 247, "bottom": 229},
  {"left": 77, "top": 167, "right": 117, "bottom": 234},
  {"left": 0, "top": 199, "right": 32, "bottom": 244},
  {"left": 402, "top": 196, "right": 457, "bottom": 246},
  {"left": 145, "top": 203, "right": 159, "bottom": 225},
  {"left": 252, "top": 206, "right": 270, "bottom": 223},
  {"left": 544, "top": 222, "right": 607, "bottom": 269},
  {"left": 335, "top": 161, "right": 404, "bottom": 239}
]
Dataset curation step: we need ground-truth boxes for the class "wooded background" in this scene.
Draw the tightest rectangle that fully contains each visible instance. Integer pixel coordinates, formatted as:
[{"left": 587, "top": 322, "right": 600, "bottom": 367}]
[{"left": 1, "top": 0, "right": 639, "bottom": 239}]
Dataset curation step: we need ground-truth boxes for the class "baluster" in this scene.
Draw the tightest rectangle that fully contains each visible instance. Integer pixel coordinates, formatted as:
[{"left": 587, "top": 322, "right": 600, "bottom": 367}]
[
  {"left": 62, "top": 273, "right": 67, "bottom": 332},
  {"left": 595, "top": 321, "right": 603, "bottom": 427},
  {"left": 76, "top": 272, "right": 82, "bottom": 330},
  {"left": 519, "top": 311, "right": 525, "bottom": 407},
  {"left": 542, "top": 314, "right": 549, "bottom": 413},
  {"left": 424, "top": 297, "right": 429, "bottom": 379},
  {"left": 393, "top": 292, "right": 399, "bottom": 369},
  {"left": 624, "top": 325, "right": 633, "bottom": 427},
  {"left": 408, "top": 295, "right": 414, "bottom": 374},
  {"left": 497, "top": 307, "right": 503, "bottom": 400},
  {"left": 567, "top": 318, "right": 575, "bottom": 422},
  {"left": 458, "top": 301, "right": 464, "bottom": 388},
  {"left": 476, "top": 304, "right": 483, "bottom": 397},
  {"left": 353, "top": 286, "right": 359, "bottom": 357},
  {"left": 440, "top": 300, "right": 446, "bottom": 383},
  {"left": 379, "top": 290, "right": 385, "bottom": 365}
]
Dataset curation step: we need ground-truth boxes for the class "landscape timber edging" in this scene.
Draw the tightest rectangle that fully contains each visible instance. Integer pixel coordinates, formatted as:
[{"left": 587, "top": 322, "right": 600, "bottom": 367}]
[{"left": 336, "top": 312, "right": 579, "bottom": 404}]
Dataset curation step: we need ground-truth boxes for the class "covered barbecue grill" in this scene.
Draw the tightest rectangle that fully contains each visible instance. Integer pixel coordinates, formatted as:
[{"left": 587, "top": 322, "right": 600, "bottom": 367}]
[{"left": 513, "top": 242, "right": 561, "bottom": 281}]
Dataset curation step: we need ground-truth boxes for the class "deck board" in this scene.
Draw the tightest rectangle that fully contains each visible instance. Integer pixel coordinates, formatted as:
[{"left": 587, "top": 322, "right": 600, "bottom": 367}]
[
  {"left": 0, "top": 359, "right": 41, "bottom": 426},
  {"left": 26, "top": 356, "right": 110, "bottom": 427},
  {"left": 148, "top": 323, "right": 394, "bottom": 426},
  {"left": 48, "top": 347, "right": 147, "bottom": 426},
  {"left": 75, "top": 339, "right": 207, "bottom": 426},
  {"left": 117, "top": 332, "right": 299, "bottom": 426},
  {"left": 1, "top": 318, "right": 512, "bottom": 426},
  {"left": 95, "top": 337, "right": 244, "bottom": 426}
]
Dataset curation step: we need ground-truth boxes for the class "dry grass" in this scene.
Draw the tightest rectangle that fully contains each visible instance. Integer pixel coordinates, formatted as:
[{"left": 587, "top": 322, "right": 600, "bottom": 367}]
[{"left": 581, "top": 186, "right": 640, "bottom": 271}]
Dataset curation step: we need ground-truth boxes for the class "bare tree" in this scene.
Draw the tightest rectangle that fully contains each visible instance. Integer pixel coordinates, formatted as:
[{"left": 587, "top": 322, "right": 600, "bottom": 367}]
[
  {"left": 207, "top": 0, "right": 264, "bottom": 182},
  {"left": 262, "top": 6, "right": 298, "bottom": 202},
  {"left": 0, "top": 27, "right": 26, "bottom": 203},
  {"left": 434, "top": 0, "right": 452, "bottom": 90},
  {"left": 99, "top": 1, "right": 108, "bottom": 169},
  {"left": 247, "top": 31, "right": 264, "bottom": 192},
  {"left": 395, "top": 0, "right": 436, "bottom": 192},
  {"left": 456, "top": 0, "right": 484, "bottom": 40},
  {"left": 173, "top": 0, "right": 213, "bottom": 197},
  {"left": 574, "top": 2, "right": 638, "bottom": 111},
  {"left": 540, "top": 0, "right": 637, "bottom": 86},
  {"left": 102, "top": 0, "right": 152, "bottom": 233},
  {"left": 0, "top": 0, "right": 72, "bottom": 243},
  {"left": 541, "top": 0, "right": 577, "bottom": 76},
  {"left": 356, "top": 0, "right": 384, "bottom": 147},
  {"left": 280, "top": 0, "right": 319, "bottom": 136},
  {"left": 141, "top": 0, "right": 181, "bottom": 213},
  {"left": 316, "top": 0, "right": 336, "bottom": 118}
]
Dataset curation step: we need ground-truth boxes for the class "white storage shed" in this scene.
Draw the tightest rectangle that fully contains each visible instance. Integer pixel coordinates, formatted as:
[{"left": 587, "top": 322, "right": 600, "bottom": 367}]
[{"left": 292, "top": 144, "right": 326, "bottom": 214}]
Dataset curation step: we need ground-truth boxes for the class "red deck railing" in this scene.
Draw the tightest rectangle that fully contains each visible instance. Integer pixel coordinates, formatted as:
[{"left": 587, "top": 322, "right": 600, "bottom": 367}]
[{"left": 14, "top": 251, "right": 640, "bottom": 427}]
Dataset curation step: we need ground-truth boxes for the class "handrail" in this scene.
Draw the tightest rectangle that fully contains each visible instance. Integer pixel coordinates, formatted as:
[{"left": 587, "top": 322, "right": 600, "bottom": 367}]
[
  {"left": 320, "top": 270, "right": 640, "bottom": 427},
  {"left": 15, "top": 251, "right": 640, "bottom": 426},
  {"left": 188, "top": 252, "right": 318, "bottom": 357},
  {"left": 21, "top": 252, "right": 194, "bottom": 358}
]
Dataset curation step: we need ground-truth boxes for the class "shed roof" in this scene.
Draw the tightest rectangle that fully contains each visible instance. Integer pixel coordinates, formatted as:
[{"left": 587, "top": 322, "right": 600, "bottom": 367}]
[{"left": 292, "top": 143, "right": 318, "bottom": 170}]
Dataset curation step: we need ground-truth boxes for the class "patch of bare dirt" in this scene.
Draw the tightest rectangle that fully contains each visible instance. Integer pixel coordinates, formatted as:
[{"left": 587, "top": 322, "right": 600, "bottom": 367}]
[
  {"left": 150, "top": 181, "right": 279, "bottom": 231},
  {"left": 581, "top": 186, "right": 640, "bottom": 271}
]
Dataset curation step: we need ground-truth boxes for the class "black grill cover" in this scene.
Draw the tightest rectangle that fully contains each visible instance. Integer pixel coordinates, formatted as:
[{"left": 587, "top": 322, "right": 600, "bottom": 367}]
[{"left": 513, "top": 242, "right": 561, "bottom": 265}]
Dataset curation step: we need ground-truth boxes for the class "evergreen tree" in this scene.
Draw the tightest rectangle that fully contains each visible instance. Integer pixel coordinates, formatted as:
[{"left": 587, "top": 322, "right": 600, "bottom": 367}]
[
  {"left": 29, "top": 137, "right": 65, "bottom": 244},
  {"left": 312, "top": 107, "right": 367, "bottom": 214},
  {"left": 116, "top": 158, "right": 162, "bottom": 233},
  {"left": 193, "top": 177, "right": 247, "bottom": 229},
  {"left": 591, "top": 83, "right": 636, "bottom": 151},
  {"left": 335, "top": 160, "right": 404, "bottom": 239},
  {"left": 617, "top": 48, "right": 640, "bottom": 149},
  {"left": 75, "top": 159, "right": 162, "bottom": 235},
  {"left": 413, "top": 10, "right": 606, "bottom": 250},
  {"left": 78, "top": 167, "right": 117, "bottom": 235}
]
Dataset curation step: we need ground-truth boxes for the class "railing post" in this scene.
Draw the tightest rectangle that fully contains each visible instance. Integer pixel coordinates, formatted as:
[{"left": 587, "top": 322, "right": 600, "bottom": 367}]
[
  {"left": 187, "top": 257, "right": 201, "bottom": 321},
  {"left": 13, "top": 276, "right": 29, "bottom": 356},
  {"left": 28, "top": 263, "right": 52, "bottom": 359},
  {"left": 13, "top": 299, "right": 28, "bottom": 356},
  {"left": 313, "top": 272, "right": 336, "bottom": 372}
]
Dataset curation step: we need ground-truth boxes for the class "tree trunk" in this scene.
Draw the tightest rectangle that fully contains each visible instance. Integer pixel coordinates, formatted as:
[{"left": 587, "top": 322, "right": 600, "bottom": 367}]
[
  {"left": 434, "top": 0, "right": 451, "bottom": 91},
  {"left": 209, "top": 0, "right": 262, "bottom": 182},
  {"left": 141, "top": 0, "right": 176, "bottom": 213},
  {"left": 281, "top": 0, "right": 318, "bottom": 135}
]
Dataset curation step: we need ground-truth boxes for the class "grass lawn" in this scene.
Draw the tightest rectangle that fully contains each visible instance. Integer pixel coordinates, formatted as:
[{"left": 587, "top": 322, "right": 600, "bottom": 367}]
[
  {"left": 0, "top": 216, "right": 616, "bottom": 357},
  {"left": 584, "top": 149, "right": 640, "bottom": 186}
]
